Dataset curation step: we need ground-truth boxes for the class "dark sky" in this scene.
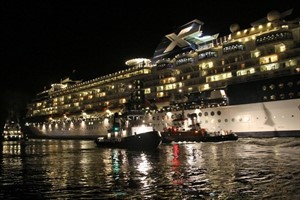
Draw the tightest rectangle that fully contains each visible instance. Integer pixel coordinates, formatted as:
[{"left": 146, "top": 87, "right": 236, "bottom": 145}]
[{"left": 1, "top": 0, "right": 299, "bottom": 123}]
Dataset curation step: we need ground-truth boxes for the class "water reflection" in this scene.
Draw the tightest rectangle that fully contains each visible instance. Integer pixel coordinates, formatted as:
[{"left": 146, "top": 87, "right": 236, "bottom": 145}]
[{"left": 0, "top": 138, "right": 299, "bottom": 199}]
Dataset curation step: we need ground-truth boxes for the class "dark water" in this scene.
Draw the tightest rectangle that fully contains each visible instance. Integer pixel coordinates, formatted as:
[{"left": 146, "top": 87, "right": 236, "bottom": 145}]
[{"left": 1, "top": 138, "right": 299, "bottom": 199}]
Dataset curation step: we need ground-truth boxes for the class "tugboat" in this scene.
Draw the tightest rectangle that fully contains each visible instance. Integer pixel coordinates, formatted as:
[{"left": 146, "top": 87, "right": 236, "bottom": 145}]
[
  {"left": 161, "top": 112, "right": 238, "bottom": 143},
  {"left": 95, "top": 112, "right": 162, "bottom": 150}
]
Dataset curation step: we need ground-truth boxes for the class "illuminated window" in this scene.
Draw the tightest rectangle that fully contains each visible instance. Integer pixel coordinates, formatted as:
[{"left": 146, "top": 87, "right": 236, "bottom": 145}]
[
  {"left": 270, "top": 95, "right": 276, "bottom": 100},
  {"left": 252, "top": 50, "right": 260, "bottom": 58},
  {"left": 285, "top": 59, "right": 296, "bottom": 67},
  {"left": 145, "top": 88, "right": 151, "bottom": 94},
  {"left": 157, "top": 86, "right": 163, "bottom": 92},
  {"left": 263, "top": 96, "right": 268, "bottom": 101},
  {"left": 279, "top": 45, "right": 286, "bottom": 52},
  {"left": 157, "top": 92, "right": 164, "bottom": 98},
  {"left": 119, "top": 98, "right": 126, "bottom": 104}
]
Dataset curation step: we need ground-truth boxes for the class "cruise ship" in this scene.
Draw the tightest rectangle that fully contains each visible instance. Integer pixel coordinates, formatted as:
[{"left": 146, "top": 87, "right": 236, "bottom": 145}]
[
  {"left": 2, "top": 111, "right": 27, "bottom": 141},
  {"left": 24, "top": 10, "right": 300, "bottom": 139}
]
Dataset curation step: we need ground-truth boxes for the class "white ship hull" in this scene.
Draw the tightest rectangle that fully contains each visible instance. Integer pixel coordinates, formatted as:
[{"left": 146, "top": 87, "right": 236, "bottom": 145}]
[
  {"left": 147, "top": 99, "right": 300, "bottom": 137},
  {"left": 26, "top": 99, "right": 300, "bottom": 139},
  {"left": 25, "top": 118, "right": 112, "bottom": 140}
]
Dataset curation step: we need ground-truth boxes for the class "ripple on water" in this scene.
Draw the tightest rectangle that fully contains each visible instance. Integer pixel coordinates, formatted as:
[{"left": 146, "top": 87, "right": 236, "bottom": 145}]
[{"left": 0, "top": 138, "right": 299, "bottom": 199}]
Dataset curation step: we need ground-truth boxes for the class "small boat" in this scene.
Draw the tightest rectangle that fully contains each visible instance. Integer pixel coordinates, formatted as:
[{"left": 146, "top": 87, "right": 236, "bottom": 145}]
[
  {"left": 200, "top": 133, "right": 238, "bottom": 142},
  {"left": 95, "top": 112, "right": 162, "bottom": 150},
  {"left": 161, "top": 117, "right": 238, "bottom": 143}
]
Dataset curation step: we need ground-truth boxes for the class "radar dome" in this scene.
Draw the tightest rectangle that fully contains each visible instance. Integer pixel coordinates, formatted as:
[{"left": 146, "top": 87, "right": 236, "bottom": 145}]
[
  {"left": 230, "top": 24, "right": 240, "bottom": 33},
  {"left": 267, "top": 10, "right": 280, "bottom": 21}
]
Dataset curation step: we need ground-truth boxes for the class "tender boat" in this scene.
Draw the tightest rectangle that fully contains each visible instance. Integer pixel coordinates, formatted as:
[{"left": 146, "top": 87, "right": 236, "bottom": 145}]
[
  {"left": 161, "top": 114, "right": 238, "bottom": 143},
  {"left": 95, "top": 112, "right": 162, "bottom": 150}
]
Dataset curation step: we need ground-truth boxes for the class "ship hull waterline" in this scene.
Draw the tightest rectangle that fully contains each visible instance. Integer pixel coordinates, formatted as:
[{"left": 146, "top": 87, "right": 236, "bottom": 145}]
[{"left": 25, "top": 99, "right": 300, "bottom": 139}]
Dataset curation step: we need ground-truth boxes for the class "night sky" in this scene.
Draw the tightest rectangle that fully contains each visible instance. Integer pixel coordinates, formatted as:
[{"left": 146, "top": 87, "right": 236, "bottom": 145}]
[{"left": 1, "top": 0, "right": 299, "bottom": 124}]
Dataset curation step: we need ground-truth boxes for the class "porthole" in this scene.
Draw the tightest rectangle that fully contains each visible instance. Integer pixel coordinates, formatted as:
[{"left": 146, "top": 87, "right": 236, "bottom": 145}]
[
  {"left": 270, "top": 95, "right": 276, "bottom": 100},
  {"left": 217, "top": 111, "right": 221, "bottom": 115},
  {"left": 232, "top": 118, "right": 235, "bottom": 122},
  {"left": 278, "top": 83, "right": 284, "bottom": 89},
  {"left": 205, "top": 120, "right": 208, "bottom": 123},
  {"left": 269, "top": 84, "right": 275, "bottom": 90},
  {"left": 280, "top": 94, "right": 285, "bottom": 99},
  {"left": 288, "top": 92, "right": 294, "bottom": 98},
  {"left": 225, "top": 119, "right": 228, "bottom": 122},
  {"left": 211, "top": 111, "right": 215, "bottom": 116},
  {"left": 263, "top": 96, "right": 268, "bottom": 101},
  {"left": 287, "top": 82, "right": 293, "bottom": 87},
  {"left": 218, "top": 119, "right": 221, "bottom": 123},
  {"left": 262, "top": 85, "right": 267, "bottom": 91},
  {"left": 198, "top": 112, "right": 202, "bottom": 117},
  {"left": 204, "top": 112, "right": 208, "bottom": 116}
]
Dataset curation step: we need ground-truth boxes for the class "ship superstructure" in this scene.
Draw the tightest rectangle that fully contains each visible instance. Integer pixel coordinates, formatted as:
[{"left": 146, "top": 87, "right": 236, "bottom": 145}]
[{"left": 25, "top": 10, "right": 300, "bottom": 139}]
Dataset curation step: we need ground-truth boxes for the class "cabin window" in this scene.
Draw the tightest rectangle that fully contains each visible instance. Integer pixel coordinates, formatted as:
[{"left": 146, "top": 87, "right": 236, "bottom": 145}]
[
  {"left": 204, "top": 112, "right": 208, "bottom": 116},
  {"left": 287, "top": 82, "right": 293, "bottom": 87},
  {"left": 218, "top": 119, "right": 221, "bottom": 123},
  {"left": 225, "top": 119, "right": 228, "bottom": 122},
  {"left": 269, "top": 84, "right": 275, "bottom": 90},
  {"left": 198, "top": 113, "right": 202, "bottom": 117},
  {"left": 217, "top": 111, "right": 221, "bottom": 115},
  {"left": 262, "top": 85, "right": 267, "bottom": 91},
  {"left": 211, "top": 111, "right": 215, "bottom": 116}
]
